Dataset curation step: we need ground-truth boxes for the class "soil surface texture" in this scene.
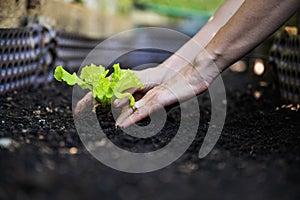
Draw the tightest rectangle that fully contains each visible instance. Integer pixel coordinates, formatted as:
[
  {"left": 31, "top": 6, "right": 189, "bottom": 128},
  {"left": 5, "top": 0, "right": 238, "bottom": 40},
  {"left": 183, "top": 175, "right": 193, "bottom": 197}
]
[{"left": 0, "top": 69, "right": 299, "bottom": 200}]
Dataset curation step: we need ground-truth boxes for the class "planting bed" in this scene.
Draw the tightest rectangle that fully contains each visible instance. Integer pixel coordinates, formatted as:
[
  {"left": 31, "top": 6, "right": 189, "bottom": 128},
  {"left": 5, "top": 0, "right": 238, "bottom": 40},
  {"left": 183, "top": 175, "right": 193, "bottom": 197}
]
[{"left": 0, "top": 67, "right": 299, "bottom": 200}]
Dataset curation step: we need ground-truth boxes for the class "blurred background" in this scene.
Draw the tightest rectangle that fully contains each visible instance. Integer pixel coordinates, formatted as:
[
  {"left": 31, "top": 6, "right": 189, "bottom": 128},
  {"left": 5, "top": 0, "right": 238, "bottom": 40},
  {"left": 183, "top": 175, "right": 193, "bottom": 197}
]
[
  {"left": 1, "top": 0, "right": 224, "bottom": 38},
  {"left": 0, "top": 0, "right": 299, "bottom": 103}
]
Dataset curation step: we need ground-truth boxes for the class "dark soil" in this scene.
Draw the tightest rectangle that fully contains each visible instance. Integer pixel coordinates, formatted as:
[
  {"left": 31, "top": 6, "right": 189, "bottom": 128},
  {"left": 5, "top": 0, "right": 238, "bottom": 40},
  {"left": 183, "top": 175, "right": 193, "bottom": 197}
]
[{"left": 0, "top": 70, "right": 299, "bottom": 200}]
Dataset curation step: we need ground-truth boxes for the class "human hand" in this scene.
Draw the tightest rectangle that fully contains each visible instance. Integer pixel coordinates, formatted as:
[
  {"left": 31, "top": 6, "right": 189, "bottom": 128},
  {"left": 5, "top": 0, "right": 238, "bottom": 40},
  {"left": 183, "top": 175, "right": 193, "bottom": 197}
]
[
  {"left": 112, "top": 66, "right": 170, "bottom": 108},
  {"left": 115, "top": 54, "right": 219, "bottom": 128}
]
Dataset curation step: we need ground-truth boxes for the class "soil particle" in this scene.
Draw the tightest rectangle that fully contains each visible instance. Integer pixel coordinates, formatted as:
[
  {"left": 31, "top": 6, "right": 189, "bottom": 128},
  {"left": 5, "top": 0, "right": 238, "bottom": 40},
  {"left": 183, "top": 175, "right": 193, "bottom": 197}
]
[{"left": 0, "top": 73, "right": 299, "bottom": 200}]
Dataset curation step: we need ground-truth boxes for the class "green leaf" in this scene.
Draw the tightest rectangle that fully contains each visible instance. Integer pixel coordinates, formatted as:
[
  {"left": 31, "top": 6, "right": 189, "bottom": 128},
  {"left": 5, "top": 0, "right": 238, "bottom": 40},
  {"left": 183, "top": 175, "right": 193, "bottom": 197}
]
[
  {"left": 53, "top": 64, "right": 143, "bottom": 108},
  {"left": 54, "top": 66, "right": 92, "bottom": 90},
  {"left": 112, "top": 65, "right": 143, "bottom": 107},
  {"left": 80, "top": 64, "right": 108, "bottom": 85},
  {"left": 54, "top": 65, "right": 77, "bottom": 86}
]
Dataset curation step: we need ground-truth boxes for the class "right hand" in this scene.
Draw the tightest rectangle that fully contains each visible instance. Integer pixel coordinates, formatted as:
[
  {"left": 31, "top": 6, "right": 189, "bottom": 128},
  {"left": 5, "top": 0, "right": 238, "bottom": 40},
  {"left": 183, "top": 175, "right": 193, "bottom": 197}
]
[
  {"left": 112, "top": 66, "right": 171, "bottom": 108},
  {"left": 74, "top": 52, "right": 191, "bottom": 114}
]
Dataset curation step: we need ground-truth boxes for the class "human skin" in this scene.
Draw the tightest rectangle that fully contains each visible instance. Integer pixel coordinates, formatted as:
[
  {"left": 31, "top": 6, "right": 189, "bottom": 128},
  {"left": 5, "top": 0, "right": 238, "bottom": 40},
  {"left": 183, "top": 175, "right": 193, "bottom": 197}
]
[
  {"left": 115, "top": 0, "right": 300, "bottom": 127},
  {"left": 74, "top": 0, "right": 245, "bottom": 114},
  {"left": 114, "top": 0, "right": 246, "bottom": 103}
]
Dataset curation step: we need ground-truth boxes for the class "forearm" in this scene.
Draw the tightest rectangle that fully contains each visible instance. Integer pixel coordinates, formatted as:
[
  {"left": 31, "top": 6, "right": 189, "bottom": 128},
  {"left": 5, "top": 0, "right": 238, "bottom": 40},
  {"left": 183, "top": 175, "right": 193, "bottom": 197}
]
[
  {"left": 162, "top": 0, "right": 245, "bottom": 72},
  {"left": 192, "top": 0, "right": 245, "bottom": 48},
  {"left": 203, "top": 0, "right": 300, "bottom": 72},
  {"left": 116, "top": 0, "right": 300, "bottom": 127}
]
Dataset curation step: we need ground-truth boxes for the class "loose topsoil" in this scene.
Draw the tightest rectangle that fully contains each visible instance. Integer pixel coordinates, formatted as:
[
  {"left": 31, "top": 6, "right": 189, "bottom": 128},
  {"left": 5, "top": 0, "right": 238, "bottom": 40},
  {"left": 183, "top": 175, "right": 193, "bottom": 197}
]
[{"left": 0, "top": 69, "right": 299, "bottom": 200}]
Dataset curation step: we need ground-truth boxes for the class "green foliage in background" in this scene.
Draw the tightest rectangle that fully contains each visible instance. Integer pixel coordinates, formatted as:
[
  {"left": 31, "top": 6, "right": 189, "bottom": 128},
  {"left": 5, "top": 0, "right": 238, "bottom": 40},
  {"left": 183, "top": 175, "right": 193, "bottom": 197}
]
[{"left": 135, "top": 0, "right": 224, "bottom": 12}]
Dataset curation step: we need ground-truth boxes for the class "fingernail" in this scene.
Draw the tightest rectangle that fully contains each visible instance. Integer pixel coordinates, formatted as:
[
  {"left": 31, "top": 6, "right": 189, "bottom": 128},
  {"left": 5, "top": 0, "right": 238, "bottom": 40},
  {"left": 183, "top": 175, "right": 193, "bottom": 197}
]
[
  {"left": 115, "top": 123, "right": 122, "bottom": 129},
  {"left": 113, "top": 100, "right": 120, "bottom": 107}
]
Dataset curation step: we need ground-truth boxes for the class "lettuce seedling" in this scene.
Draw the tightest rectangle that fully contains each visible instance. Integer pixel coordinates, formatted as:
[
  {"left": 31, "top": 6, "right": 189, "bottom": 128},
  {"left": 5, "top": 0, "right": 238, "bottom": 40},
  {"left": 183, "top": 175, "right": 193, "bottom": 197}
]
[{"left": 54, "top": 63, "right": 143, "bottom": 107}]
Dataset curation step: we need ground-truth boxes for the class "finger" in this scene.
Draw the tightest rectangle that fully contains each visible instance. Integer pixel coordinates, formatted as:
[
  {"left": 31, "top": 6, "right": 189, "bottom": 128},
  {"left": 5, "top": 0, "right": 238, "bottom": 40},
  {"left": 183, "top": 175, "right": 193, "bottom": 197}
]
[
  {"left": 115, "top": 99, "right": 145, "bottom": 127},
  {"left": 115, "top": 105, "right": 135, "bottom": 127},
  {"left": 113, "top": 98, "right": 129, "bottom": 108},
  {"left": 118, "top": 85, "right": 178, "bottom": 127},
  {"left": 116, "top": 93, "right": 154, "bottom": 128},
  {"left": 119, "top": 101, "right": 163, "bottom": 128},
  {"left": 74, "top": 92, "right": 97, "bottom": 114},
  {"left": 116, "top": 84, "right": 171, "bottom": 127}
]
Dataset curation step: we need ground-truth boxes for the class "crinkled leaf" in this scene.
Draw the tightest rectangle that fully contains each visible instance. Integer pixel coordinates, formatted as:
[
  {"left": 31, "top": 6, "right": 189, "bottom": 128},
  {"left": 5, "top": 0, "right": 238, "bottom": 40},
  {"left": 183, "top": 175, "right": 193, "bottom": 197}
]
[
  {"left": 80, "top": 64, "right": 108, "bottom": 85},
  {"left": 111, "top": 63, "right": 122, "bottom": 82},
  {"left": 54, "top": 66, "right": 91, "bottom": 90},
  {"left": 54, "top": 63, "right": 143, "bottom": 107},
  {"left": 54, "top": 65, "right": 77, "bottom": 85},
  {"left": 112, "top": 65, "right": 143, "bottom": 107}
]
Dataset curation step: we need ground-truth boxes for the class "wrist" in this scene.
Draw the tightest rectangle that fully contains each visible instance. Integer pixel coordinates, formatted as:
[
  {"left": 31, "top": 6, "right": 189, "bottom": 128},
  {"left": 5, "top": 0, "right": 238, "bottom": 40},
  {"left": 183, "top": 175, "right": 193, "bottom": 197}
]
[
  {"left": 159, "top": 53, "right": 193, "bottom": 81},
  {"left": 139, "top": 67, "right": 170, "bottom": 87},
  {"left": 152, "top": 66, "right": 175, "bottom": 84},
  {"left": 154, "top": 61, "right": 178, "bottom": 83},
  {"left": 192, "top": 50, "right": 221, "bottom": 86}
]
